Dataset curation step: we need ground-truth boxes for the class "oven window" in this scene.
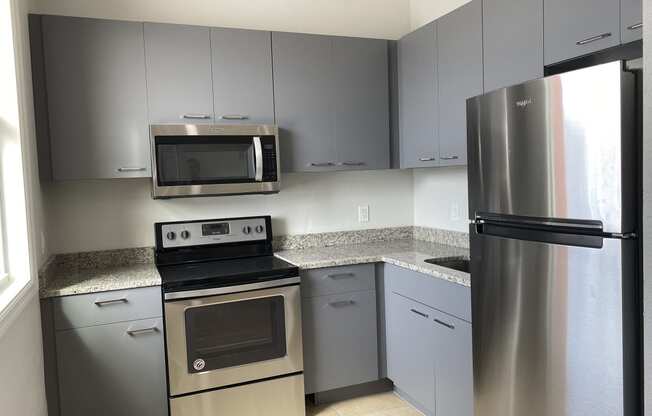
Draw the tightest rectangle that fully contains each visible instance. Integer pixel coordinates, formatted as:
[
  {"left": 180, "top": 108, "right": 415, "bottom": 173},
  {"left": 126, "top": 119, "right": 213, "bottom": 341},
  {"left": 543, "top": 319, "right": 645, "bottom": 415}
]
[
  {"left": 155, "top": 136, "right": 256, "bottom": 186},
  {"left": 184, "top": 296, "right": 287, "bottom": 373}
]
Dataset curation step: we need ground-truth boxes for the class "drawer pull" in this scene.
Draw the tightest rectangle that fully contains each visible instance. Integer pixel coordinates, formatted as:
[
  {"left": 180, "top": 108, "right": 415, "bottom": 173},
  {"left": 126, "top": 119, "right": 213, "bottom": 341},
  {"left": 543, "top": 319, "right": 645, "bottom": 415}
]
[
  {"left": 309, "top": 162, "right": 336, "bottom": 167},
  {"left": 627, "top": 23, "right": 643, "bottom": 31},
  {"left": 117, "top": 167, "right": 146, "bottom": 172},
  {"left": 410, "top": 308, "right": 429, "bottom": 319},
  {"left": 329, "top": 300, "right": 356, "bottom": 308},
  {"left": 126, "top": 326, "right": 159, "bottom": 336},
  {"left": 94, "top": 297, "right": 128, "bottom": 307},
  {"left": 434, "top": 318, "right": 455, "bottom": 330},
  {"left": 181, "top": 113, "right": 211, "bottom": 120},
  {"left": 576, "top": 32, "right": 611, "bottom": 45},
  {"left": 325, "top": 272, "right": 355, "bottom": 280},
  {"left": 220, "top": 114, "right": 250, "bottom": 120},
  {"left": 440, "top": 155, "right": 459, "bottom": 161},
  {"left": 419, "top": 157, "right": 436, "bottom": 162},
  {"left": 338, "top": 161, "right": 366, "bottom": 166}
]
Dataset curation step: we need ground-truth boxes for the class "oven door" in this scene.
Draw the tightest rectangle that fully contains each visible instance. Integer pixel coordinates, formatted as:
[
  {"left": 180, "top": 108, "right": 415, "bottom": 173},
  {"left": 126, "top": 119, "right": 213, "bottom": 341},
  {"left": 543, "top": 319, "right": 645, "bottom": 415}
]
[
  {"left": 150, "top": 124, "right": 280, "bottom": 198},
  {"left": 164, "top": 284, "right": 303, "bottom": 396}
]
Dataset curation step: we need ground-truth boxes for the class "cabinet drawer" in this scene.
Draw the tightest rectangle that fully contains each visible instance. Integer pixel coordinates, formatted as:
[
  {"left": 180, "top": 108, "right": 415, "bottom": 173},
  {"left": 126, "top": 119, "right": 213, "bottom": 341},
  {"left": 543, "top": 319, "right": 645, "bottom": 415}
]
[
  {"left": 53, "top": 286, "right": 162, "bottom": 330},
  {"left": 385, "top": 264, "right": 470, "bottom": 322},
  {"left": 302, "top": 290, "right": 379, "bottom": 394},
  {"left": 300, "top": 264, "right": 375, "bottom": 298}
]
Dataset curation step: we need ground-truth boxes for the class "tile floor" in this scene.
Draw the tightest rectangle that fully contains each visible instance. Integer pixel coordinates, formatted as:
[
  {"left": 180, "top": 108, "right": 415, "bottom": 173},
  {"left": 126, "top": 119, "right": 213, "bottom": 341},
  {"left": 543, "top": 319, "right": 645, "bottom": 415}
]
[{"left": 306, "top": 391, "right": 423, "bottom": 416}]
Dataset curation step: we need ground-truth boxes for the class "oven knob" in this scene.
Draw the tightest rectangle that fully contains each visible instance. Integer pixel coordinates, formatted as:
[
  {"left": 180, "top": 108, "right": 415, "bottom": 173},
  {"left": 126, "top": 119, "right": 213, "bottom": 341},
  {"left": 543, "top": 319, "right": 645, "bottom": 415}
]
[
  {"left": 193, "top": 359, "right": 206, "bottom": 371},
  {"left": 180, "top": 230, "right": 190, "bottom": 239},
  {"left": 166, "top": 231, "right": 176, "bottom": 241},
  {"left": 242, "top": 226, "right": 252, "bottom": 235},
  {"left": 255, "top": 225, "right": 264, "bottom": 233}
]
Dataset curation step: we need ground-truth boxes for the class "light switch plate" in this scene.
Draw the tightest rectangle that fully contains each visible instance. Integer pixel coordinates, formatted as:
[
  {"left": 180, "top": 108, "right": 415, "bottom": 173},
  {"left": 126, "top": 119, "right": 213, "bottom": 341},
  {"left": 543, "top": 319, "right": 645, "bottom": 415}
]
[{"left": 358, "top": 205, "right": 370, "bottom": 223}]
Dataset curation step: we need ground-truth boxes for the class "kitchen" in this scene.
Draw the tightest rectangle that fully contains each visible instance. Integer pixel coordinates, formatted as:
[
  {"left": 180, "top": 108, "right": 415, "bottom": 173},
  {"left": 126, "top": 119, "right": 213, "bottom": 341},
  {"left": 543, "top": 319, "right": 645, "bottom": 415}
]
[{"left": 0, "top": 0, "right": 648, "bottom": 416}]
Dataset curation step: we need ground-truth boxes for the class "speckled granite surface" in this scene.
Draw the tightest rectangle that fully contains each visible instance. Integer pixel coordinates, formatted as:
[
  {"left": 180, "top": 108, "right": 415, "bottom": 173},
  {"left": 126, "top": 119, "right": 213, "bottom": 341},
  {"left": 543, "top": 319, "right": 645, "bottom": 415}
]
[
  {"left": 273, "top": 227, "right": 415, "bottom": 250},
  {"left": 39, "top": 248, "right": 160, "bottom": 298},
  {"left": 275, "top": 239, "right": 470, "bottom": 287}
]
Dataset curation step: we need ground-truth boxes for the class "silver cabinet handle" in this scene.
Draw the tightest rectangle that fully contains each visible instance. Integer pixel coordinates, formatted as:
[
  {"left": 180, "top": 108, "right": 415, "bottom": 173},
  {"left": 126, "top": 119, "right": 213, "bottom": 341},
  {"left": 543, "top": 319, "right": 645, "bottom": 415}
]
[
  {"left": 117, "top": 167, "right": 146, "bottom": 172},
  {"left": 181, "top": 114, "right": 211, "bottom": 119},
  {"left": 576, "top": 32, "right": 611, "bottom": 45},
  {"left": 253, "top": 136, "right": 263, "bottom": 182},
  {"left": 94, "top": 297, "right": 128, "bottom": 306},
  {"left": 410, "top": 308, "right": 429, "bottom": 319},
  {"left": 220, "top": 114, "right": 249, "bottom": 120},
  {"left": 309, "top": 162, "right": 335, "bottom": 167},
  {"left": 434, "top": 318, "right": 455, "bottom": 330},
  {"left": 338, "top": 161, "right": 366, "bottom": 166},
  {"left": 627, "top": 23, "right": 643, "bottom": 30},
  {"left": 329, "top": 300, "right": 356, "bottom": 308},
  {"left": 419, "top": 157, "right": 436, "bottom": 162},
  {"left": 325, "top": 272, "right": 355, "bottom": 280},
  {"left": 126, "top": 326, "right": 159, "bottom": 336},
  {"left": 440, "top": 155, "right": 459, "bottom": 160}
]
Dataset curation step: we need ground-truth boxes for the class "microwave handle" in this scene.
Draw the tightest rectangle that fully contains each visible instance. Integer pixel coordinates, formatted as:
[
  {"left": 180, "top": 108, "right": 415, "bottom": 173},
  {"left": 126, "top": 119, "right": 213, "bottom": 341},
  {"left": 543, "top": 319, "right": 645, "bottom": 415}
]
[{"left": 253, "top": 136, "right": 263, "bottom": 182}]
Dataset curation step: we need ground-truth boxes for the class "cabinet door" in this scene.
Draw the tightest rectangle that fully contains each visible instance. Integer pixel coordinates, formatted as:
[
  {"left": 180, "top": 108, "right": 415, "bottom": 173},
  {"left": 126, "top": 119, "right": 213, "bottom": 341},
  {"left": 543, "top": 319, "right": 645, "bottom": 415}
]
[
  {"left": 483, "top": 0, "right": 543, "bottom": 92},
  {"left": 42, "top": 16, "right": 150, "bottom": 180},
  {"left": 544, "top": 0, "right": 620, "bottom": 65},
  {"left": 437, "top": 0, "right": 483, "bottom": 166},
  {"left": 144, "top": 23, "right": 213, "bottom": 123},
  {"left": 332, "top": 37, "right": 390, "bottom": 170},
  {"left": 432, "top": 310, "right": 473, "bottom": 416},
  {"left": 211, "top": 28, "right": 275, "bottom": 124},
  {"left": 398, "top": 21, "right": 439, "bottom": 168},
  {"left": 621, "top": 0, "right": 643, "bottom": 44},
  {"left": 302, "top": 291, "right": 379, "bottom": 394},
  {"left": 387, "top": 293, "right": 435, "bottom": 412},
  {"left": 272, "top": 32, "right": 337, "bottom": 172},
  {"left": 56, "top": 319, "right": 167, "bottom": 416}
]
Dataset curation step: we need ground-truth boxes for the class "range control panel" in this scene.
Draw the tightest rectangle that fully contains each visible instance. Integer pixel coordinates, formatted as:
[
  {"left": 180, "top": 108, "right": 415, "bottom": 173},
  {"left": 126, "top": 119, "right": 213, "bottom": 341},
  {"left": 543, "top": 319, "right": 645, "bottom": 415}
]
[{"left": 160, "top": 217, "right": 268, "bottom": 249}]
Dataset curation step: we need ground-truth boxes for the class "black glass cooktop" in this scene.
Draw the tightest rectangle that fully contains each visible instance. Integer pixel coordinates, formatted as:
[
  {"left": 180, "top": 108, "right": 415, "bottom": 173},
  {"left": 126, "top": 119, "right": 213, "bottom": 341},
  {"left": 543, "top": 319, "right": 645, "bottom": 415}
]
[{"left": 158, "top": 255, "right": 298, "bottom": 293}]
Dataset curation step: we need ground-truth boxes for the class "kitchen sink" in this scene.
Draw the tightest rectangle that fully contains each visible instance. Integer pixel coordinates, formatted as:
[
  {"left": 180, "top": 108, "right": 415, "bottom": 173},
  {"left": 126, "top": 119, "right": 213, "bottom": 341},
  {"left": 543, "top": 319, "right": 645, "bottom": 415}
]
[{"left": 424, "top": 257, "right": 470, "bottom": 273}]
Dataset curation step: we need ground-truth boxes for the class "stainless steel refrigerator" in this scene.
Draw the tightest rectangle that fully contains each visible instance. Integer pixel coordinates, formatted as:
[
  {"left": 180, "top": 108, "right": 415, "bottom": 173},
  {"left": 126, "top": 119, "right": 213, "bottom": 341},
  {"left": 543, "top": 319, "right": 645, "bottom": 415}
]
[{"left": 467, "top": 61, "right": 640, "bottom": 416}]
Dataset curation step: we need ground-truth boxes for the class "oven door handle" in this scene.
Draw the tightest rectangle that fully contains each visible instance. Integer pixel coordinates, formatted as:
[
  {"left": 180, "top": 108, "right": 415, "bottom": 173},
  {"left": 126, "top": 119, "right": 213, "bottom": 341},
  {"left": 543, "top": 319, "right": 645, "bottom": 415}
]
[
  {"left": 253, "top": 136, "right": 263, "bottom": 182},
  {"left": 164, "top": 276, "right": 300, "bottom": 300}
]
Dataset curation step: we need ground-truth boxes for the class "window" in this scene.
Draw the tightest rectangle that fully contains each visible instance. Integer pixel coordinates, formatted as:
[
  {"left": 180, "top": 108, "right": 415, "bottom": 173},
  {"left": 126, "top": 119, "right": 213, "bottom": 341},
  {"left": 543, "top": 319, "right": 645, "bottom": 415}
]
[{"left": 0, "top": 0, "right": 34, "bottom": 316}]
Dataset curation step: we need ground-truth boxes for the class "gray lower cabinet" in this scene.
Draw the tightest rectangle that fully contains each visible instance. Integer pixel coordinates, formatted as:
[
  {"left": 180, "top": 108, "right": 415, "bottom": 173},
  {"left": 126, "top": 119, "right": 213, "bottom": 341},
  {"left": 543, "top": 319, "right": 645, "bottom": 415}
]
[
  {"left": 436, "top": 0, "right": 483, "bottom": 166},
  {"left": 397, "top": 21, "right": 439, "bottom": 169},
  {"left": 482, "top": 0, "right": 543, "bottom": 92},
  {"left": 211, "top": 28, "right": 275, "bottom": 124},
  {"left": 40, "top": 16, "right": 150, "bottom": 180},
  {"left": 387, "top": 292, "right": 436, "bottom": 413},
  {"left": 544, "top": 0, "right": 621, "bottom": 65},
  {"left": 621, "top": 0, "right": 643, "bottom": 44},
  {"left": 432, "top": 309, "right": 473, "bottom": 416},
  {"left": 302, "top": 290, "right": 379, "bottom": 394},
  {"left": 144, "top": 23, "right": 214, "bottom": 123},
  {"left": 56, "top": 318, "right": 167, "bottom": 416},
  {"left": 272, "top": 32, "right": 390, "bottom": 172}
]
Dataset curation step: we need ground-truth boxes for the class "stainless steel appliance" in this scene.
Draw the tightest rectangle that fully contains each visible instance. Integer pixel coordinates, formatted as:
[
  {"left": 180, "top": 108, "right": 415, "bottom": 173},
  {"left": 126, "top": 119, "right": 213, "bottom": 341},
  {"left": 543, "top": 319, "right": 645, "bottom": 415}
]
[
  {"left": 150, "top": 124, "right": 280, "bottom": 198},
  {"left": 467, "top": 61, "right": 640, "bottom": 416},
  {"left": 155, "top": 216, "right": 304, "bottom": 416}
]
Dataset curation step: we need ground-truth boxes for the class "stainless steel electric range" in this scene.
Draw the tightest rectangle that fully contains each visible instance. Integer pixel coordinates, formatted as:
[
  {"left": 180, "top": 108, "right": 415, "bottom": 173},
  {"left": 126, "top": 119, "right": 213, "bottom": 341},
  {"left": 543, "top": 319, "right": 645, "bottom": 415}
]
[{"left": 155, "top": 216, "right": 305, "bottom": 416}]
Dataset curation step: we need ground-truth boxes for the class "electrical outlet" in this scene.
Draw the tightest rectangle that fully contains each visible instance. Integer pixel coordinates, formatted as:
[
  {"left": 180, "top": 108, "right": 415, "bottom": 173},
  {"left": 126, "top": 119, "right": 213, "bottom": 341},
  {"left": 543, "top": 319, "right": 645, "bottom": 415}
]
[
  {"left": 450, "top": 203, "right": 461, "bottom": 221},
  {"left": 358, "top": 205, "right": 370, "bottom": 223}
]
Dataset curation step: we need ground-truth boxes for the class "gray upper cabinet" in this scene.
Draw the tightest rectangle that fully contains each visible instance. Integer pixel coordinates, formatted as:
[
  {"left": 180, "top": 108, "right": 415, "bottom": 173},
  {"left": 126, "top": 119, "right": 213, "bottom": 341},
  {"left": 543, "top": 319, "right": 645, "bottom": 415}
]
[
  {"left": 482, "top": 0, "right": 543, "bottom": 92},
  {"left": 56, "top": 318, "right": 167, "bottom": 416},
  {"left": 211, "top": 28, "right": 274, "bottom": 124},
  {"left": 41, "top": 16, "right": 150, "bottom": 180},
  {"left": 398, "top": 21, "right": 439, "bottom": 169},
  {"left": 272, "top": 32, "right": 337, "bottom": 172},
  {"left": 621, "top": 0, "right": 643, "bottom": 44},
  {"left": 332, "top": 37, "right": 390, "bottom": 170},
  {"left": 544, "top": 0, "right": 620, "bottom": 65},
  {"left": 437, "top": 0, "right": 483, "bottom": 166},
  {"left": 144, "top": 23, "right": 214, "bottom": 123},
  {"left": 432, "top": 310, "right": 474, "bottom": 416}
]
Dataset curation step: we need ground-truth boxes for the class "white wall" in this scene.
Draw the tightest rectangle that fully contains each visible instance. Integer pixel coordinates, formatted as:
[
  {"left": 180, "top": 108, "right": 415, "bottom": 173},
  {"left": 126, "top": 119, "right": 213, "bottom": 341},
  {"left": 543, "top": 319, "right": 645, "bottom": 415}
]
[
  {"left": 413, "top": 167, "right": 468, "bottom": 232},
  {"left": 46, "top": 170, "right": 414, "bottom": 253},
  {"left": 409, "top": 0, "right": 470, "bottom": 29},
  {"left": 30, "top": 0, "right": 411, "bottom": 39}
]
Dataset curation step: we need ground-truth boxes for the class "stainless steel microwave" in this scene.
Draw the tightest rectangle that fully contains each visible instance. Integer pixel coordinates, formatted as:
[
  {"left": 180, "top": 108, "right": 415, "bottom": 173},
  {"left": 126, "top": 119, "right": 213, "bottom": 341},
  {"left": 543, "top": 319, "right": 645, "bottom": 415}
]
[{"left": 150, "top": 124, "right": 280, "bottom": 199}]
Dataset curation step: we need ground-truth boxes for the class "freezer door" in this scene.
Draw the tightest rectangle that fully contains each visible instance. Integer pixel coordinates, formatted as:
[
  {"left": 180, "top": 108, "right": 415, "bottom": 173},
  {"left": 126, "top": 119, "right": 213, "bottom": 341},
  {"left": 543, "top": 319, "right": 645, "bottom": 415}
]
[
  {"left": 467, "top": 61, "right": 636, "bottom": 234},
  {"left": 470, "top": 228, "right": 638, "bottom": 416}
]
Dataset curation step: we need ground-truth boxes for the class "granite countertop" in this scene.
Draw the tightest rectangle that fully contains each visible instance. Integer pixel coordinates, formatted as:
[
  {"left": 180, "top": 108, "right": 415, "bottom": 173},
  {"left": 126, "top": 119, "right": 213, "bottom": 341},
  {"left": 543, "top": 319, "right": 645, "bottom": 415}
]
[
  {"left": 275, "top": 239, "right": 470, "bottom": 287},
  {"left": 39, "top": 248, "right": 161, "bottom": 298}
]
